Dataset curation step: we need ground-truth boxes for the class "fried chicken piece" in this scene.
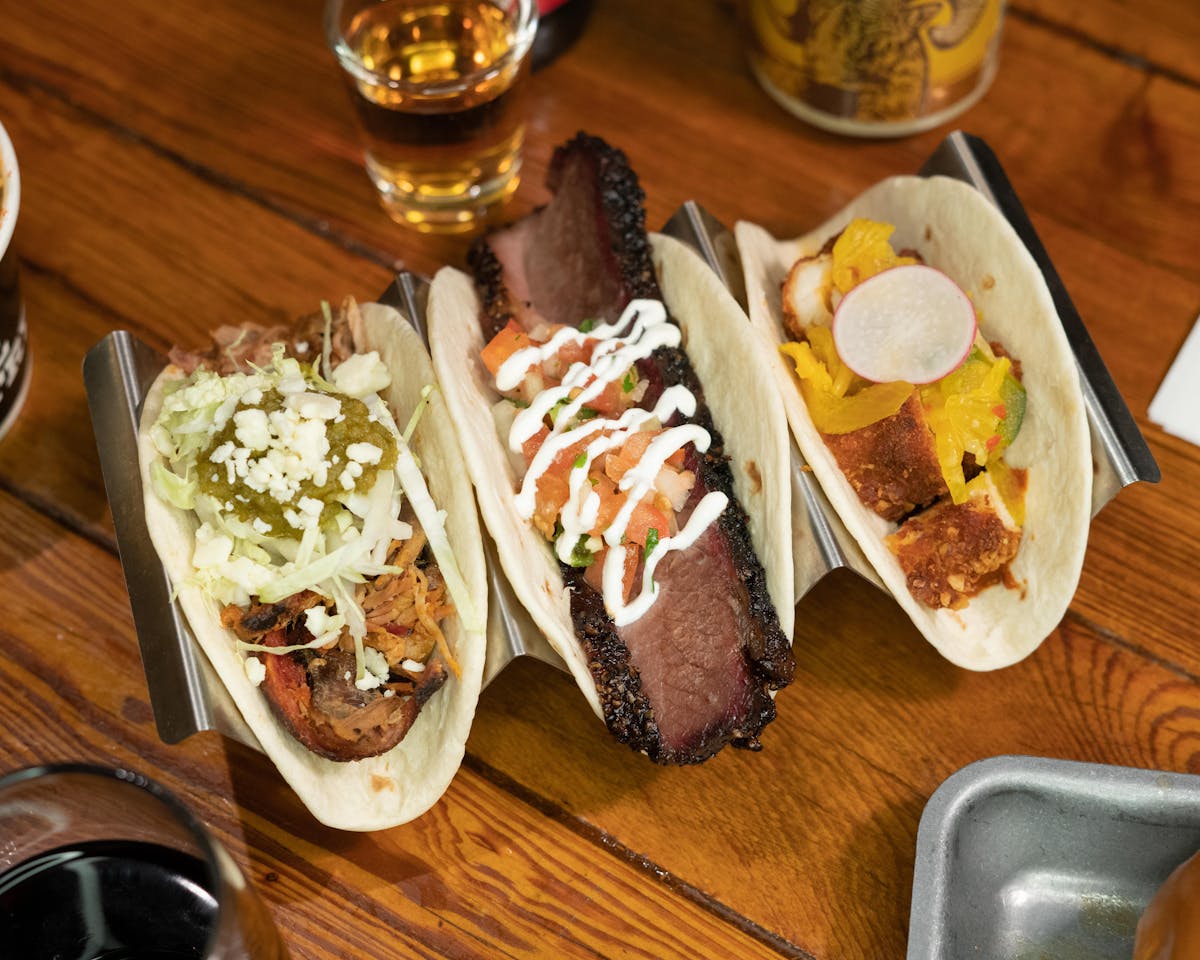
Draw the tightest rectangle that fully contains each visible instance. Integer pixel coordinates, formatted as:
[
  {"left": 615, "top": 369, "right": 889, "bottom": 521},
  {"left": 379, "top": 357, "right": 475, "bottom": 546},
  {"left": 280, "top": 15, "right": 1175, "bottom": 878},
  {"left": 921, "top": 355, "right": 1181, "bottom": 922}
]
[
  {"left": 823, "top": 392, "right": 948, "bottom": 522},
  {"left": 886, "top": 483, "right": 1021, "bottom": 609}
]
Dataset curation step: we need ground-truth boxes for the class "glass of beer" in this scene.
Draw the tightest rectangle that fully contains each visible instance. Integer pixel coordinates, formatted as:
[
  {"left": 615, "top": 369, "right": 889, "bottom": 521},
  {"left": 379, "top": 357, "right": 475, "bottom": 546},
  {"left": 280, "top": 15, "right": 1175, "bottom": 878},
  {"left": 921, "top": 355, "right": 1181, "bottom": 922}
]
[
  {"left": 326, "top": 0, "right": 539, "bottom": 233},
  {"left": 0, "top": 764, "right": 289, "bottom": 959}
]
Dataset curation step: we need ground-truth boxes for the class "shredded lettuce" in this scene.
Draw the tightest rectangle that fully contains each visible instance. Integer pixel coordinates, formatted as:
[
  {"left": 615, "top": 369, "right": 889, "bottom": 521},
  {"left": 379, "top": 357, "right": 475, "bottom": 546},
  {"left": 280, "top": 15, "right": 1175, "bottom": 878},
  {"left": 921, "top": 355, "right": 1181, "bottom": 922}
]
[{"left": 153, "top": 337, "right": 478, "bottom": 686}]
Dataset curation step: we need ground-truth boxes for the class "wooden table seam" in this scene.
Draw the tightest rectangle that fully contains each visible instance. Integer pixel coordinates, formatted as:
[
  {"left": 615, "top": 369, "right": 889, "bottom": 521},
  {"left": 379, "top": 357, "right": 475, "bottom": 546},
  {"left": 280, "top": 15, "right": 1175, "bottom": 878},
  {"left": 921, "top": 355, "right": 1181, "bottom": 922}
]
[{"left": 1007, "top": 5, "right": 1200, "bottom": 90}]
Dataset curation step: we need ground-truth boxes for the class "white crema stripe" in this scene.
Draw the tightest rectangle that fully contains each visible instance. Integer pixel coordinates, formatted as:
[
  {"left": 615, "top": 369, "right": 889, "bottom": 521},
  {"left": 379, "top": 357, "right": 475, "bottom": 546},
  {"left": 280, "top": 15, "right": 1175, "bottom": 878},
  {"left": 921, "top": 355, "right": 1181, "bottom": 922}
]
[
  {"left": 602, "top": 491, "right": 729, "bottom": 627},
  {"left": 495, "top": 299, "right": 728, "bottom": 625}
]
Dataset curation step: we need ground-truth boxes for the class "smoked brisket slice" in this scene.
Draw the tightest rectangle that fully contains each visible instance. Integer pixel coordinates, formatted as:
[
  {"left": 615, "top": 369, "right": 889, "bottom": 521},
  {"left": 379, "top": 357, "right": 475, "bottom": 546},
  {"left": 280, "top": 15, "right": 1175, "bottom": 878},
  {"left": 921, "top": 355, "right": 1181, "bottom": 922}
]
[
  {"left": 473, "top": 133, "right": 793, "bottom": 763},
  {"left": 469, "top": 133, "right": 660, "bottom": 340}
]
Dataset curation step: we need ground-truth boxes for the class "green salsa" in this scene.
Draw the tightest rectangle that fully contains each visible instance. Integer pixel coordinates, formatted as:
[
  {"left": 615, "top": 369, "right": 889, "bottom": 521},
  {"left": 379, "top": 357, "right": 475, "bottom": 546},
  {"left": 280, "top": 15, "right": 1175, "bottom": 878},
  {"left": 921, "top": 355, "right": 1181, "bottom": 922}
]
[{"left": 197, "top": 389, "right": 397, "bottom": 535}]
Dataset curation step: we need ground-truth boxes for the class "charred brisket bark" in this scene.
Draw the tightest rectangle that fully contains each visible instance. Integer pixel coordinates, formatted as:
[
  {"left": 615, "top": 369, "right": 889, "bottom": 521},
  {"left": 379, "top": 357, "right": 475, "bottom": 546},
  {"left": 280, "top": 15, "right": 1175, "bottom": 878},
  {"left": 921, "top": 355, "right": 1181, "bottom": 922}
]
[{"left": 472, "top": 133, "right": 793, "bottom": 763}]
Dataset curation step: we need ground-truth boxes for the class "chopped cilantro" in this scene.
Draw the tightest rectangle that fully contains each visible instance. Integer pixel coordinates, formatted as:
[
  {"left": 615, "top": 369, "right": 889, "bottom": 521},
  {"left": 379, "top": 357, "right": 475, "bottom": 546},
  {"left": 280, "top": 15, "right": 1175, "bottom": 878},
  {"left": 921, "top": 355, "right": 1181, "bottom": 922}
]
[
  {"left": 547, "top": 399, "right": 570, "bottom": 425},
  {"left": 579, "top": 318, "right": 597, "bottom": 333},
  {"left": 622, "top": 371, "right": 635, "bottom": 393},
  {"left": 644, "top": 527, "right": 660, "bottom": 559},
  {"left": 573, "top": 452, "right": 588, "bottom": 470},
  {"left": 568, "top": 535, "right": 594, "bottom": 568},
  {"left": 577, "top": 407, "right": 599, "bottom": 421}
]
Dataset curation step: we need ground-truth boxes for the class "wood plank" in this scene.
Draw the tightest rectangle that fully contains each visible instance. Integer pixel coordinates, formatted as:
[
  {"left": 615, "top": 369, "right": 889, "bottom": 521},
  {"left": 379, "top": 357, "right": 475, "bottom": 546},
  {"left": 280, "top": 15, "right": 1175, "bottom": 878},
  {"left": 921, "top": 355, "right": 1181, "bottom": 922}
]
[
  {"left": 1011, "top": 0, "right": 1200, "bottom": 86},
  {"left": 468, "top": 571, "right": 1200, "bottom": 958},
  {"left": 3, "top": 0, "right": 1198, "bottom": 285},
  {"left": 0, "top": 487, "right": 801, "bottom": 960}
]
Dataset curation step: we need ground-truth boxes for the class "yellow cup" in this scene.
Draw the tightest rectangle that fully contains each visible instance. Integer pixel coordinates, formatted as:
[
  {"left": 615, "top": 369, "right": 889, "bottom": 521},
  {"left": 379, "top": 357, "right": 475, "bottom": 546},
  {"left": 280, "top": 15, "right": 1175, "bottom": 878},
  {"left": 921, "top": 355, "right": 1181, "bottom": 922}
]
[{"left": 746, "top": 0, "right": 1005, "bottom": 137}]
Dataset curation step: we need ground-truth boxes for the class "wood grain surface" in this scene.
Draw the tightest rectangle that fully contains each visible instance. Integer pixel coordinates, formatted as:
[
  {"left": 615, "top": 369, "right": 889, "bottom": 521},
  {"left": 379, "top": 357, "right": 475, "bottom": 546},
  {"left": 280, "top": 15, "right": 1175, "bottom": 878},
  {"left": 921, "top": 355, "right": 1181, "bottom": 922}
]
[{"left": 0, "top": 0, "right": 1198, "bottom": 957}]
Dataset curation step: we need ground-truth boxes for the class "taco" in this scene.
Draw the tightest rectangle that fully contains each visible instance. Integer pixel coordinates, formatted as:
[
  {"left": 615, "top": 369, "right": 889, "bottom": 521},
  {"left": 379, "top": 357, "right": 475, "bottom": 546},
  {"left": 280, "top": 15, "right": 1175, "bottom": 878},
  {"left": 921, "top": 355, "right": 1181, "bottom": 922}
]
[
  {"left": 737, "top": 176, "right": 1092, "bottom": 670},
  {"left": 139, "top": 298, "right": 486, "bottom": 830},
  {"left": 427, "top": 135, "right": 794, "bottom": 764}
]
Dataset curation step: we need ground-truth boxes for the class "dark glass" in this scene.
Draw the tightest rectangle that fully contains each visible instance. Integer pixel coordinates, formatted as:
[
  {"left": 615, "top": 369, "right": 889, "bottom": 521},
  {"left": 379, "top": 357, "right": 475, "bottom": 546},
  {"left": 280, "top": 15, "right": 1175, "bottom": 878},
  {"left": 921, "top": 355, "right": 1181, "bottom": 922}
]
[
  {"left": 0, "top": 840, "right": 216, "bottom": 960},
  {"left": 0, "top": 765, "right": 289, "bottom": 960}
]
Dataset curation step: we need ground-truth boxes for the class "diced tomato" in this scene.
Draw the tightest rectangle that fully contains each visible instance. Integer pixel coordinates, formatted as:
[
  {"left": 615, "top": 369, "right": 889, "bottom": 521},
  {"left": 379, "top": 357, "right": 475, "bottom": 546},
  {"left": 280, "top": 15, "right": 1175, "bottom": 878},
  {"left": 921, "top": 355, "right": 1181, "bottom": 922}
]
[
  {"left": 585, "top": 377, "right": 632, "bottom": 416},
  {"left": 590, "top": 475, "right": 623, "bottom": 535},
  {"left": 583, "top": 551, "right": 605, "bottom": 594},
  {"left": 581, "top": 544, "right": 639, "bottom": 601},
  {"left": 625, "top": 496, "right": 670, "bottom": 548},
  {"left": 666, "top": 448, "right": 687, "bottom": 470},
  {"left": 620, "top": 544, "right": 639, "bottom": 601},
  {"left": 529, "top": 437, "right": 592, "bottom": 536},
  {"left": 555, "top": 336, "right": 598, "bottom": 370},
  {"left": 482, "top": 320, "right": 534, "bottom": 377},
  {"left": 522, "top": 426, "right": 550, "bottom": 466},
  {"left": 605, "top": 431, "right": 656, "bottom": 484}
]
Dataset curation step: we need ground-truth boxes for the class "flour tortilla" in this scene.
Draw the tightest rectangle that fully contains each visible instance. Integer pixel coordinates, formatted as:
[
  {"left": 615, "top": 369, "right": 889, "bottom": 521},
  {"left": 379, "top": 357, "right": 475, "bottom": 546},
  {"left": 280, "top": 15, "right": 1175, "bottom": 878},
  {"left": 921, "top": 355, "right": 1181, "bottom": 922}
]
[
  {"left": 737, "top": 176, "right": 1092, "bottom": 670},
  {"left": 427, "top": 233, "right": 793, "bottom": 720},
  {"left": 139, "top": 303, "right": 487, "bottom": 831}
]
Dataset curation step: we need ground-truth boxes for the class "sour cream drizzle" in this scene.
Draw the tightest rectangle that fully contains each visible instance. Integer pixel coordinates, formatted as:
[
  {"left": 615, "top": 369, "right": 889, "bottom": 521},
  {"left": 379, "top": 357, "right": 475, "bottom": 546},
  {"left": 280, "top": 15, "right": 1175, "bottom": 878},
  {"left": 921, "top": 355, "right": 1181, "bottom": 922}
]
[{"left": 494, "top": 299, "right": 729, "bottom": 626}]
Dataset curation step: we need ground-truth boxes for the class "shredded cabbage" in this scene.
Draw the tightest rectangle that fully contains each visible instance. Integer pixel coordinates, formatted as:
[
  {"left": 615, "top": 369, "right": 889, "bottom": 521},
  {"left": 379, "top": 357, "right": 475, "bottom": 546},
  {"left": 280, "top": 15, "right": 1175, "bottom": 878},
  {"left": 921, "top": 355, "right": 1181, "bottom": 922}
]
[{"left": 152, "top": 343, "right": 475, "bottom": 685}]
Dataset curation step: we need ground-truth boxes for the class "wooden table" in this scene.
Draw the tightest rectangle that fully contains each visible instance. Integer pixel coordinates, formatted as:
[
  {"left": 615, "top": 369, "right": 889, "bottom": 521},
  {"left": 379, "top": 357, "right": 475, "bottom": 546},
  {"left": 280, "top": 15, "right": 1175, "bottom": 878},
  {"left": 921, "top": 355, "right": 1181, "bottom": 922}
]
[{"left": 2, "top": 0, "right": 1198, "bottom": 956}]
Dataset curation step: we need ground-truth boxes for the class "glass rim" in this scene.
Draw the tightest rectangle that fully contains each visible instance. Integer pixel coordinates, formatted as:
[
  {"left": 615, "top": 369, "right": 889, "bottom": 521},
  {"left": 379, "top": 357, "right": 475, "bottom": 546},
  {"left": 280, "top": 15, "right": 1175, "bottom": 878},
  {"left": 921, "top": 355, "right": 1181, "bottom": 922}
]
[
  {"left": 324, "top": 0, "right": 539, "bottom": 96},
  {"left": 0, "top": 762, "right": 231, "bottom": 958}
]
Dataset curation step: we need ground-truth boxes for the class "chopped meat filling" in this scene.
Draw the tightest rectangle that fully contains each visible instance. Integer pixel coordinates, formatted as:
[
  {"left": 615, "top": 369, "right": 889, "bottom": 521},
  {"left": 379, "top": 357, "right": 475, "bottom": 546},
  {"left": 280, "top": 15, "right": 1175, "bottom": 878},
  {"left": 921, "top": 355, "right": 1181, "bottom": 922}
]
[
  {"left": 885, "top": 491, "right": 1021, "bottom": 610},
  {"left": 823, "top": 392, "right": 947, "bottom": 522}
]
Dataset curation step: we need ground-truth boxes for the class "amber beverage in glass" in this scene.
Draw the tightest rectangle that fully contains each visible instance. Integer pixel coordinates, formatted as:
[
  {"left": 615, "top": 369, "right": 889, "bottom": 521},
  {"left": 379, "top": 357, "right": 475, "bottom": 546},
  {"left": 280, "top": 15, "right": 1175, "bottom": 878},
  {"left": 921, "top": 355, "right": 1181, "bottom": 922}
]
[{"left": 326, "top": 0, "right": 538, "bottom": 232}]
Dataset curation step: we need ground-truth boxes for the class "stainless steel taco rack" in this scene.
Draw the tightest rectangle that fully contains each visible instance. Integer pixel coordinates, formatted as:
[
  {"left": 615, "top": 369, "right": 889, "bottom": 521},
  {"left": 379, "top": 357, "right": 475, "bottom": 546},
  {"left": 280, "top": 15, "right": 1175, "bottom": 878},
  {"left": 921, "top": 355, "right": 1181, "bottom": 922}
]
[
  {"left": 85, "top": 132, "right": 1159, "bottom": 749},
  {"left": 84, "top": 333, "right": 261, "bottom": 749}
]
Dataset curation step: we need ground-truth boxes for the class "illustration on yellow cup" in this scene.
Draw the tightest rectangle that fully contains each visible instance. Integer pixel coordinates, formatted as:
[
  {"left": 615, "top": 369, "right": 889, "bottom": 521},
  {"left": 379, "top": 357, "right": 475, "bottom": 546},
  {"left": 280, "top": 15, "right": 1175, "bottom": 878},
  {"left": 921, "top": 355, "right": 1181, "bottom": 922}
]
[{"left": 747, "top": 0, "right": 1004, "bottom": 136}]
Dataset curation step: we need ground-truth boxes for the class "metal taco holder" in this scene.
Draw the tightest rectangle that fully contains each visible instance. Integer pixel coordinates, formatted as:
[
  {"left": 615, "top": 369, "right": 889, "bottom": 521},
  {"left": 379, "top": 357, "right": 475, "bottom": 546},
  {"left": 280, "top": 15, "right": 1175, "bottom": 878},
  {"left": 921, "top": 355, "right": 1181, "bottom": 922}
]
[{"left": 84, "top": 131, "right": 1158, "bottom": 748}]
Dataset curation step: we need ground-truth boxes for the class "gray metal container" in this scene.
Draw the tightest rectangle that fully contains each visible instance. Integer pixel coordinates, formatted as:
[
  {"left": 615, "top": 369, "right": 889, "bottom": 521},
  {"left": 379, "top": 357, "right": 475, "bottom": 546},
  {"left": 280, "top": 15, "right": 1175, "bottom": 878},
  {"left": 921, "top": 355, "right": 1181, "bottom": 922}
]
[{"left": 908, "top": 756, "right": 1200, "bottom": 959}]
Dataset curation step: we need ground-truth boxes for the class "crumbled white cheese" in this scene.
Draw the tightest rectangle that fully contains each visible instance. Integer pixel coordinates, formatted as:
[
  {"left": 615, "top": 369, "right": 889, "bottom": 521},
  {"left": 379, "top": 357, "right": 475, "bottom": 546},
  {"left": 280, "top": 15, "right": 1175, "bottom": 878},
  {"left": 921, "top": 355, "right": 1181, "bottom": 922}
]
[
  {"left": 233, "top": 408, "right": 271, "bottom": 451},
  {"left": 401, "top": 658, "right": 425, "bottom": 673},
  {"left": 331, "top": 351, "right": 391, "bottom": 398},
  {"left": 298, "top": 496, "right": 324, "bottom": 517},
  {"left": 363, "top": 646, "right": 389, "bottom": 680},
  {"left": 244, "top": 656, "right": 266, "bottom": 687},
  {"left": 288, "top": 392, "right": 342, "bottom": 421},
  {"left": 303, "top": 606, "right": 345, "bottom": 646},
  {"left": 347, "top": 442, "right": 383, "bottom": 465}
]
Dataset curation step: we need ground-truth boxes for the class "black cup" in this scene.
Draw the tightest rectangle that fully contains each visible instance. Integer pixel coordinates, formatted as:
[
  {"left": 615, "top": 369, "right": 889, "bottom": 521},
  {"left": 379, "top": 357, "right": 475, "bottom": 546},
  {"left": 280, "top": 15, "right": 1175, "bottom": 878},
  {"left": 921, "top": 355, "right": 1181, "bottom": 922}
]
[{"left": 0, "top": 119, "right": 30, "bottom": 441}]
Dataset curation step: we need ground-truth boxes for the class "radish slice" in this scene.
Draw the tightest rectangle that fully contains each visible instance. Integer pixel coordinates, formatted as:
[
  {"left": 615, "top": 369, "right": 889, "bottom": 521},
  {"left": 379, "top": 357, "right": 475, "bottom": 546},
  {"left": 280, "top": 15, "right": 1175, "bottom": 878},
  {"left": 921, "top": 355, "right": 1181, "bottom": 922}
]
[{"left": 832, "top": 264, "right": 977, "bottom": 384}]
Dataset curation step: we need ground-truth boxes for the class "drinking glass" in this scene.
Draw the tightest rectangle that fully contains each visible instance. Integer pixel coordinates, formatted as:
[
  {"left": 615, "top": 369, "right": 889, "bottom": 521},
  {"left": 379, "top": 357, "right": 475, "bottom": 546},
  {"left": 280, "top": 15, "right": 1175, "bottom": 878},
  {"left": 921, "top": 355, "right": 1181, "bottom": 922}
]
[
  {"left": 0, "top": 764, "right": 289, "bottom": 960},
  {"left": 326, "top": 0, "right": 539, "bottom": 233}
]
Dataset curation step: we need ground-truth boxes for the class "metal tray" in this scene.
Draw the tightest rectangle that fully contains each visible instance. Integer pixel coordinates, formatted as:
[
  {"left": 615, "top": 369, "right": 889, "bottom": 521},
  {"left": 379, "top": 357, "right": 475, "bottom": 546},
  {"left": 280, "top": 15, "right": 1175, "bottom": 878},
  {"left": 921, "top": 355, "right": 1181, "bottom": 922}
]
[
  {"left": 908, "top": 756, "right": 1200, "bottom": 959},
  {"left": 84, "top": 131, "right": 1159, "bottom": 747}
]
